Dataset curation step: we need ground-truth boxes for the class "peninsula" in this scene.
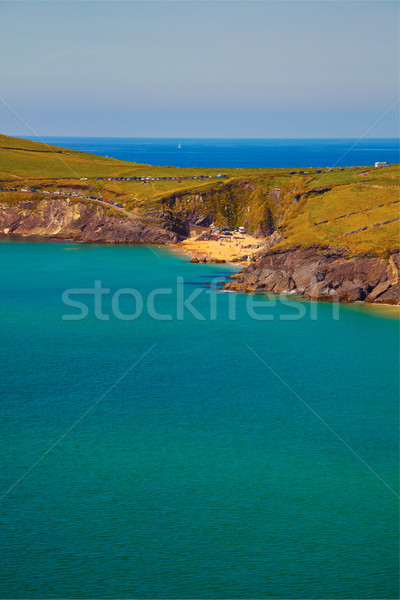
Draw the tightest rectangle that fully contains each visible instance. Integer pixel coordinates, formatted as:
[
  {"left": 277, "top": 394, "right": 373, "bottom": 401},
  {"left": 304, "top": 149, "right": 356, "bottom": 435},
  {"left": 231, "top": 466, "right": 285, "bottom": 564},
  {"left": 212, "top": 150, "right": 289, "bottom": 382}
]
[{"left": 0, "top": 134, "right": 398, "bottom": 304}]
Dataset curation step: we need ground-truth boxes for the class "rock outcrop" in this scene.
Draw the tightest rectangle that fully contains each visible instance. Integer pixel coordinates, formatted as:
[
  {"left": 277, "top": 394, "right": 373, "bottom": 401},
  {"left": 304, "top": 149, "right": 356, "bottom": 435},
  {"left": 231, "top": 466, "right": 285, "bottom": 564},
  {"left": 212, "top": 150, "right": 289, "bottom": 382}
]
[
  {"left": 0, "top": 198, "right": 187, "bottom": 244},
  {"left": 1, "top": 197, "right": 399, "bottom": 306},
  {"left": 225, "top": 247, "right": 400, "bottom": 305}
]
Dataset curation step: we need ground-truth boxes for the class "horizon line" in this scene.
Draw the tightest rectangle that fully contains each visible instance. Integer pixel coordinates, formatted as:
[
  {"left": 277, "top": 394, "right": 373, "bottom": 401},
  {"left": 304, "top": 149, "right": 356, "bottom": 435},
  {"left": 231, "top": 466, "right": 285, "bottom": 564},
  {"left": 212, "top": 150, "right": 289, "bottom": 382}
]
[{"left": 15, "top": 135, "right": 400, "bottom": 140}]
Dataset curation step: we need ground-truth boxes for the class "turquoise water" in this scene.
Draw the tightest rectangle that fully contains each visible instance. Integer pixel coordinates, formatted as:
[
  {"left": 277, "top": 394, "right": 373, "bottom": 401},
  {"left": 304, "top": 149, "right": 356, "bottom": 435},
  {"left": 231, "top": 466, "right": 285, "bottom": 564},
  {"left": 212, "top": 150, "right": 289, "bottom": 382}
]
[{"left": 0, "top": 242, "right": 398, "bottom": 599}]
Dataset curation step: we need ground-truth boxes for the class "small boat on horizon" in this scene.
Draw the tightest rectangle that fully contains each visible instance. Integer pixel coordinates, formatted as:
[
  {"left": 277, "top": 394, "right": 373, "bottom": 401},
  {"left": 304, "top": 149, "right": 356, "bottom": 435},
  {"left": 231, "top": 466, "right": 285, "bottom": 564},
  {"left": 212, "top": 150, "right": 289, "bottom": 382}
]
[{"left": 178, "top": 143, "right": 181, "bottom": 149}]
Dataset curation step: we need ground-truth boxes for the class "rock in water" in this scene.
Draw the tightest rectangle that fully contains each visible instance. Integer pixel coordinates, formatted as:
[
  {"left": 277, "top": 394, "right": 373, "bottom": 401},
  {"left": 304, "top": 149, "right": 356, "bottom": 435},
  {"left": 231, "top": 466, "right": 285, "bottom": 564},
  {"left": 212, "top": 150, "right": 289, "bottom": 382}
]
[{"left": 225, "top": 247, "right": 400, "bottom": 305}]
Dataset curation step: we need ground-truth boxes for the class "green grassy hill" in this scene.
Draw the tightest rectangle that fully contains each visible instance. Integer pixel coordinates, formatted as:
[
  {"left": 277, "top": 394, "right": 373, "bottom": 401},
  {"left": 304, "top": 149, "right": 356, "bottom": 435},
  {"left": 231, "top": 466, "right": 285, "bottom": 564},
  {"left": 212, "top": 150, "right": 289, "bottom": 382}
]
[{"left": 0, "top": 134, "right": 398, "bottom": 254}]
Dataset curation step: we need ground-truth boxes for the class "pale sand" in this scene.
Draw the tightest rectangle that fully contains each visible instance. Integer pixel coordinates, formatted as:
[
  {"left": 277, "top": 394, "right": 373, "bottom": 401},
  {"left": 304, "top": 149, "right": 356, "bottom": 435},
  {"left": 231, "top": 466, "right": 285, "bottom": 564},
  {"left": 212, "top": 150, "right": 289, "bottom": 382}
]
[
  {"left": 175, "top": 230, "right": 264, "bottom": 264},
  {"left": 172, "top": 232, "right": 400, "bottom": 312}
]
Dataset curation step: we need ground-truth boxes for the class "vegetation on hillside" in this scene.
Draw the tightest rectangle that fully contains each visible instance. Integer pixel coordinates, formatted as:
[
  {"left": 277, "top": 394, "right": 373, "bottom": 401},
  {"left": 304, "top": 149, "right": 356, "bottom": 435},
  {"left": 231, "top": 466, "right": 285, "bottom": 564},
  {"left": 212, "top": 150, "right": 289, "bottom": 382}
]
[{"left": 0, "top": 134, "right": 398, "bottom": 255}]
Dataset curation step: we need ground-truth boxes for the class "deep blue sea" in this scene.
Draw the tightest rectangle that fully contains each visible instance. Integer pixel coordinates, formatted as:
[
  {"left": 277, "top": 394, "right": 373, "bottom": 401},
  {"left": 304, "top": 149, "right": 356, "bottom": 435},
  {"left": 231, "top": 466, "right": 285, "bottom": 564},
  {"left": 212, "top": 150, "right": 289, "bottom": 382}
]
[
  {"left": 0, "top": 241, "right": 398, "bottom": 598},
  {"left": 32, "top": 136, "right": 400, "bottom": 168}
]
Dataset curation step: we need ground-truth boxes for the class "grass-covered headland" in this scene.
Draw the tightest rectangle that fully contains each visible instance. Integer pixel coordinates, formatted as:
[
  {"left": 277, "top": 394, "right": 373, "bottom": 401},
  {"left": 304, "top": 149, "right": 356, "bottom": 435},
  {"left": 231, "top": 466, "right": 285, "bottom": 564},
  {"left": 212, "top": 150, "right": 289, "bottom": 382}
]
[{"left": 0, "top": 134, "right": 398, "bottom": 257}]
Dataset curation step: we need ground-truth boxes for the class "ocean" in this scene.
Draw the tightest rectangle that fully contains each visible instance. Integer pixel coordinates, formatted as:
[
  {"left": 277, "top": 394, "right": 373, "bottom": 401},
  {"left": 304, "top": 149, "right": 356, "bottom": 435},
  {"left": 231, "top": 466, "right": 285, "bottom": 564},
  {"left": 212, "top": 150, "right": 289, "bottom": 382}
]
[
  {"left": 0, "top": 241, "right": 398, "bottom": 598},
  {"left": 31, "top": 136, "right": 400, "bottom": 169}
]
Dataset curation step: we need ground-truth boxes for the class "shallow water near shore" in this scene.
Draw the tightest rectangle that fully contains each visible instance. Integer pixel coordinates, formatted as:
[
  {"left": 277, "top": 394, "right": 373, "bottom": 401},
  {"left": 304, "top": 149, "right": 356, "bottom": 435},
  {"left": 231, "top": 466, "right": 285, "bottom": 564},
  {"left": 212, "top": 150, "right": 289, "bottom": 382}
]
[{"left": 0, "top": 242, "right": 398, "bottom": 599}]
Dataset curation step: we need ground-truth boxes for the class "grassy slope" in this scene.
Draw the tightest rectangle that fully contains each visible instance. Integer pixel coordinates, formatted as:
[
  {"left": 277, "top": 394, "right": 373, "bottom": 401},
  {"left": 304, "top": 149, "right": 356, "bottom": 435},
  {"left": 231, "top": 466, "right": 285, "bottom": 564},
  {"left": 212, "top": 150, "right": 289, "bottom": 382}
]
[
  {"left": 0, "top": 134, "right": 398, "bottom": 254},
  {"left": 276, "top": 166, "right": 399, "bottom": 254}
]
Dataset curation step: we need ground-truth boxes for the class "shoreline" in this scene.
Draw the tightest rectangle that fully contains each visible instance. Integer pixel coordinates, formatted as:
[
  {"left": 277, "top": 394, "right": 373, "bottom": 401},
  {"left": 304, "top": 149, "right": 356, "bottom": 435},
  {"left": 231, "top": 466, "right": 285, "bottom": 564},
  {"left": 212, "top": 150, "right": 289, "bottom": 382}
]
[
  {"left": 1, "top": 233, "right": 398, "bottom": 312},
  {"left": 169, "top": 242, "right": 239, "bottom": 268},
  {"left": 171, "top": 234, "right": 400, "bottom": 311},
  {"left": 173, "top": 228, "right": 264, "bottom": 265},
  {"left": 222, "top": 285, "right": 400, "bottom": 312}
]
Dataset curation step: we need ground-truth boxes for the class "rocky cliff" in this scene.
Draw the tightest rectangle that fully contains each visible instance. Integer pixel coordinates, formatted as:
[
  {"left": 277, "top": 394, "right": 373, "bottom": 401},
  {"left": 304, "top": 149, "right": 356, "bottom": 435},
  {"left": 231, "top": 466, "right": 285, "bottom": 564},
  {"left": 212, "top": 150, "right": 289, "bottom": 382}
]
[
  {"left": 1, "top": 196, "right": 399, "bottom": 306},
  {"left": 0, "top": 197, "right": 187, "bottom": 244},
  {"left": 225, "top": 247, "right": 400, "bottom": 305}
]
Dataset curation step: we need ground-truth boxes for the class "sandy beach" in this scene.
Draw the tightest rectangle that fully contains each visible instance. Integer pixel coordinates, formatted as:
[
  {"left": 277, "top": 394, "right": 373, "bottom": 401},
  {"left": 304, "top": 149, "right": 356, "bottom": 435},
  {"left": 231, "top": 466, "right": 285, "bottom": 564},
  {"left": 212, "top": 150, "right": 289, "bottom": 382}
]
[{"left": 174, "top": 228, "right": 264, "bottom": 264}]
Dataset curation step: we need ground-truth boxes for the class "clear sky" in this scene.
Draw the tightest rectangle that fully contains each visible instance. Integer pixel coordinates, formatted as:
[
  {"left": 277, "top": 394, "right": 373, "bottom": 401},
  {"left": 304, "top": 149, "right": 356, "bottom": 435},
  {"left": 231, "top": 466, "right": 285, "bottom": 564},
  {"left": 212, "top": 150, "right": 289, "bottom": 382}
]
[{"left": 0, "top": 0, "right": 398, "bottom": 138}]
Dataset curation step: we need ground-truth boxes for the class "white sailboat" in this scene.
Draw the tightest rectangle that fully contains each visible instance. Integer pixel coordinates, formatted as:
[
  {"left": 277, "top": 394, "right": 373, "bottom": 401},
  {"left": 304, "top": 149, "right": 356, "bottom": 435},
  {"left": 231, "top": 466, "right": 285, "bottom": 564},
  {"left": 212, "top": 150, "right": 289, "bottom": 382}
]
[{"left": 178, "top": 143, "right": 181, "bottom": 149}]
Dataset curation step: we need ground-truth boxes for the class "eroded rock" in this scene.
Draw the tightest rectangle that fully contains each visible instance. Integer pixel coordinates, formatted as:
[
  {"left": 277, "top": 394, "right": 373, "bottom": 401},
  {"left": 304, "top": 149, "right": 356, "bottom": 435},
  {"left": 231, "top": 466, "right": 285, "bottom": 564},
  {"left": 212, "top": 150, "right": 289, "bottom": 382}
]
[
  {"left": 225, "top": 247, "right": 400, "bottom": 305},
  {"left": 0, "top": 198, "right": 186, "bottom": 244}
]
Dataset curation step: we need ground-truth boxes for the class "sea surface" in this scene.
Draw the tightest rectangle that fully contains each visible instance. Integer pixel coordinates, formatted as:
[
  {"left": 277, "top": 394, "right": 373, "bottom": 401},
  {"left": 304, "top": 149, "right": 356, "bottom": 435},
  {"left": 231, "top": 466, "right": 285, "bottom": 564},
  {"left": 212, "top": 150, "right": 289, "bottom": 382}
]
[
  {"left": 31, "top": 136, "right": 400, "bottom": 168},
  {"left": 0, "top": 241, "right": 398, "bottom": 598}
]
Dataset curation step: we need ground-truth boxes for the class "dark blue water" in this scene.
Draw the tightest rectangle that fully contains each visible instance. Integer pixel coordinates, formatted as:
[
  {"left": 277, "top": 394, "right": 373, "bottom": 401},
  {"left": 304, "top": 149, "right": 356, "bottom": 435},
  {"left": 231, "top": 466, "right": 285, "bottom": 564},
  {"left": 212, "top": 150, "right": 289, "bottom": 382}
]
[
  {"left": 0, "top": 242, "right": 398, "bottom": 598},
  {"left": 31, "top": 137, "right": 400, "bottom": 168}
]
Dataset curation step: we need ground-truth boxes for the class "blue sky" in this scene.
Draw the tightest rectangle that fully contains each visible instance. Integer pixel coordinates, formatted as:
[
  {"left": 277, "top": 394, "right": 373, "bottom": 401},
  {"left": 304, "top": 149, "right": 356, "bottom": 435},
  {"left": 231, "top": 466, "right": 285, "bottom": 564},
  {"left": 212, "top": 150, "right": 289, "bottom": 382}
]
[{"left": 0, "top": 0, "right": 398, "bottom": 137}]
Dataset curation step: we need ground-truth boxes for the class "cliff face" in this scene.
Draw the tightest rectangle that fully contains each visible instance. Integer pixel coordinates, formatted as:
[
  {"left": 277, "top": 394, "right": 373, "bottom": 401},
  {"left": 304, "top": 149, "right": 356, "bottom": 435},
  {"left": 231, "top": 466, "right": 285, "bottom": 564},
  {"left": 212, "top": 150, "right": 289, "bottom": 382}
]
[
  {"left": 161, "top": 181, "right": 273, "bottom": 233},
  {"left": 0, "top": 198, "right": 187, "bottom": 244},
  {"left": 225, "top": 248, "right": 400, "bottom": 305},
  {"left": 1, "top": 196, "right": 399, "bottom": 305}
]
